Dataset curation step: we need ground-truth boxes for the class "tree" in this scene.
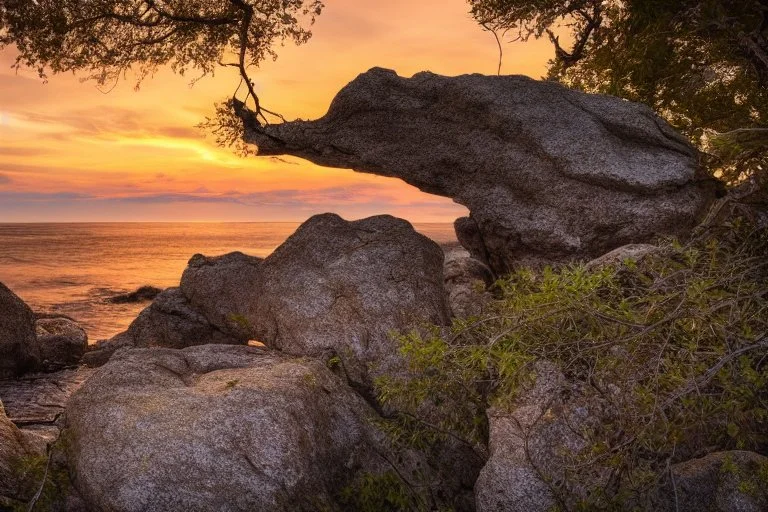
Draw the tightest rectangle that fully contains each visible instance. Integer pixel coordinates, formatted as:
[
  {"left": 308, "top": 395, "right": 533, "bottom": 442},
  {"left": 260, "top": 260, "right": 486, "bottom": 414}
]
[
  {"left": 0, "top": 0, "right": 323, "bottom": 124},
  {"left": 468, "top": 0, "right": 768, "bottom": 187}
]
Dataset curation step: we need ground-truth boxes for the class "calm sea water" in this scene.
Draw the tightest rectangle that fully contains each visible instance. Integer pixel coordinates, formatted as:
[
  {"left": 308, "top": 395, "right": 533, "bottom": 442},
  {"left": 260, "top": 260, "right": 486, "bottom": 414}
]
[{"left": 0, "top": 222, "right": 457, "bottom": 342}]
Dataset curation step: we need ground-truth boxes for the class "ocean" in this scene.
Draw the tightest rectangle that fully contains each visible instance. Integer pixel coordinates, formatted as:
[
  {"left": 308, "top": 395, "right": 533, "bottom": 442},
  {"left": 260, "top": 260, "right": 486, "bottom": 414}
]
[{"left": 0, "top": 222, "right": 457, "bottom": 343}]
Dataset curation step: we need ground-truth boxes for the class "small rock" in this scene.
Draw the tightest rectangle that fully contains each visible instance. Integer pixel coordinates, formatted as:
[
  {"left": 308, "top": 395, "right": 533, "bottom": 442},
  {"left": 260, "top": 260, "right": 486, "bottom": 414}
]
[
  {"left": 107, "top": 285, "right": 163, "bottom": 304},
  {"left": 35, "top": 317, "right": 88, "bottom": 371}
]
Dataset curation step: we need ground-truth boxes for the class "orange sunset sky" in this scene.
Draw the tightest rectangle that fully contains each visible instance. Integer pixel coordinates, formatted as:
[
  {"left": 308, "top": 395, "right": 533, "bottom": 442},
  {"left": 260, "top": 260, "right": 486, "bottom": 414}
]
[{"left": 0, "top": 0, "right": 555, "bottom": 222}]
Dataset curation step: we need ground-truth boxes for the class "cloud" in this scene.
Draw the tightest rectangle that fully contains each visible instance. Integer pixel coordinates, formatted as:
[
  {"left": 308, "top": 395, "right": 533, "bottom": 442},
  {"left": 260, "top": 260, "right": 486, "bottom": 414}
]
[
  {"left": 0, "top": 173, "right": 11, "bottom": 185},
  {"left": 0, "top": 146, "right": 51, "bottom": 157},
  {"left": 13, "top": 106, "right": 205, "bottom": 143},
  {"left": 0, "top": 191, "right": 95, "bottom": 201}
]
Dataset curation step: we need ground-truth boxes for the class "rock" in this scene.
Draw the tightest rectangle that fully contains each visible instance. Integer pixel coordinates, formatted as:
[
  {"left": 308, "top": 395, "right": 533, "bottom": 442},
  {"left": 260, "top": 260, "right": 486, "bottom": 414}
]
[
  {"left": 180, "top": 252, "right": 264, "bottom": 339},
  {"left": 100, "top": 215, "right": 448, "bottom": 388},
  {"left": 455, "top": 217, "right": 493, "bottom": 272},
  {"left": 0, "top": 281, "right": 39, "bottom": 378},
  {"left": 88, "top": 288, "right": 246, "bottom": 366},
  {"left": 107, "top": 285, "right": 163, "bottom": 304},
  {"left": 651, "top": 451, "right": 768, "bottom": 512},
  {"left": 444, "top": 247, "right": 494, "bottom": 318},
  {"left": 0, "top": 399, "right": 30, "bottom": 502},
  {"left": 35, "top": 317, "right": 88, "bottom": 371},
  {"left": 241, "top": 68, "right": 719, "bottom": 274},
  {"left": 0, "top": 369, "right": 92, "bottom": 505},
  {"left": 1, "top": 392, "right": 85, "bottom": 510},
  {"left": 0, "top": 367, "right": 93, "bottom": 427},
  {"left": 65, "top": 344, "right": 471, "bottom": 511},
  {"left": 250, "top": 213, "right": 450, "bottom": 388},
  {"left": 81, "top": 332, "right": 134, "bottom": 368},
  {"left": 474, "top": 361, "right": 612, "bottom": 512},
  {"left": 585, "top": 243, "right": 660, "bottom": 269},
  {"left": 176, "top": 214, "right": 449, "bottom": 389},
  {"left": 125, "top": 288, "right": 244, "bottom": 349}
]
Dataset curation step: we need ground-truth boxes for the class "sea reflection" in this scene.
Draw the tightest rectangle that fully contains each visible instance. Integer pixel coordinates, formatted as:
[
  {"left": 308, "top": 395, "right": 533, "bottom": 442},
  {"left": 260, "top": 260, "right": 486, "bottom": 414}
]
[{"left": 0, "top": 222, "right": 457, "bottom": 342}]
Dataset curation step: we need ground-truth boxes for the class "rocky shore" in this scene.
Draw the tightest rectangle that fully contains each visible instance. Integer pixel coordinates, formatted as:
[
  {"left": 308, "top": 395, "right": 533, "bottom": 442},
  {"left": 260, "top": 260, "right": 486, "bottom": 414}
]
[{"left": 1, "top": 69, "right": 765, "bottom": 511}]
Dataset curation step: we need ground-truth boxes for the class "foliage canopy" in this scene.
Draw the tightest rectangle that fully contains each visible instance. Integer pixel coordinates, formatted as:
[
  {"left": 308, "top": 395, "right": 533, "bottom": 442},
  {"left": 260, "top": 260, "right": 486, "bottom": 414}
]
[
  {"left": 378, "top": 215, "right": 768, "bottom": 508},
  {"left": 0, "top": 0, "right": 323, "bottom": 123}
]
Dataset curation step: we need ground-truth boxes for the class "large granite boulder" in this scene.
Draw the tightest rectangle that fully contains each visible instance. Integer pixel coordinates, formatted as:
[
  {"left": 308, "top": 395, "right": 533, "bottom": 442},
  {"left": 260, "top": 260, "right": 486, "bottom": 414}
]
[
  {"left": 175, "top": 214, "right": 450, "bottom": 389},
  {"left": 0, "top": 282, "right": 39, "bottom": 378},
  {"left": 35, "top": 317, "right": 88, "bottom": 371},
  {"left": 65, "top": 345, "right": 471, "bottom": 511},
  {"left": 241, "top": 68, "right": 719, "bottom": 274},
  {"left": 180, "top": 251, "right": 264, "bottom": 339},
  {"left": 251, "top": 213, "right": 450, "bottom": 388}
]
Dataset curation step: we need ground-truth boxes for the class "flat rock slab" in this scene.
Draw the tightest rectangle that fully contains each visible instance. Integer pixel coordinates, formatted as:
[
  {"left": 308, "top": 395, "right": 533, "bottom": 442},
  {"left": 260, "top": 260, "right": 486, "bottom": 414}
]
[{"left": 0, "top": 367, "right": 94, "bottom": 426}]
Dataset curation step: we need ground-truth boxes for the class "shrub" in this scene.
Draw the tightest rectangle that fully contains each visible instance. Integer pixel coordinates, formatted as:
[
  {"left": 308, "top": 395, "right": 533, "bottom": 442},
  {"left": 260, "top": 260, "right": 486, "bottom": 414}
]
[{"left": 376, "top": 217, "right": 768, "bottom": 508}]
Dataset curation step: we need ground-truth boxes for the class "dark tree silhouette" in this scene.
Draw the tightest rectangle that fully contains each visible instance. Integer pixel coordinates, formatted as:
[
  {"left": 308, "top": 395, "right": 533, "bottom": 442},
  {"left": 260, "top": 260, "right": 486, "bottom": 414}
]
[{"left": 0, "top": 0, "right": 323, "bottom": 124}]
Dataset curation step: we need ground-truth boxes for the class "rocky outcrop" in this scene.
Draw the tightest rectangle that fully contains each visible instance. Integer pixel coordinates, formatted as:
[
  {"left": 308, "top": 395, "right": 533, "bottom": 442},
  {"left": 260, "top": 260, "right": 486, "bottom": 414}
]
[
  {"left": 240, "top": 68, "right": 719, "bottom": 274},
  {"left": 652, "top": 451, "right": 768, "bottom": 512},
  {"left": 0, "top": 282, "right": 39, "bottom": 378},
  {"left": 444, "top": 247, "right": 494, "bottom": 318},
  {"left": 250, "top": 214, "right": 450, "bottom": 388},
  {"left": 180, "top": 251, "right": 264, "bottom": 339},
  {"left": 65, "top": 344, "right": 473, "bottom": 511},
  {"left": 474, "top": 361, "right": 612, "bottom": 512},
  {"left": 91, "top": 214, "right": 448, "bottom": 382},
  {"left": 35, "top": 317, "right": 88, "bottom": 371}
]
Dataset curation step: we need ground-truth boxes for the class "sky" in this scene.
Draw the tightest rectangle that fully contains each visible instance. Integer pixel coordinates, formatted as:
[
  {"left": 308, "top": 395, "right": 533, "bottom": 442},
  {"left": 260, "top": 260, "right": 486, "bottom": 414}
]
[{"left": 0, "top": 0, "right": 556, "bottom": 223}]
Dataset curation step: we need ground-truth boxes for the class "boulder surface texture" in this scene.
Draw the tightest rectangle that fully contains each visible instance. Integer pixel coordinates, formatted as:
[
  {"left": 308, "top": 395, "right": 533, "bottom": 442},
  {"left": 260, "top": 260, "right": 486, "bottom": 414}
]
[
  {"left": 241, "top": 213, "right": 450, "bottom": 387},
  {"left": 243, "top": 68, "right": 718, "bottom": 273},
  {"left": 474, "top": 361, "right": 613, "bottom": 512},
  {"left": 65, "top": 344, "right": 470, "bottom": 512}
]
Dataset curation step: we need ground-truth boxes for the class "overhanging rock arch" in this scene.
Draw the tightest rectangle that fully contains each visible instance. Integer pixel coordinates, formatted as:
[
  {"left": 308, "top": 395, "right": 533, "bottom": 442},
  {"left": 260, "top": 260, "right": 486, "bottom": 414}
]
[{"left": 240, "top": 67, "right": 720, "bottom": 275}]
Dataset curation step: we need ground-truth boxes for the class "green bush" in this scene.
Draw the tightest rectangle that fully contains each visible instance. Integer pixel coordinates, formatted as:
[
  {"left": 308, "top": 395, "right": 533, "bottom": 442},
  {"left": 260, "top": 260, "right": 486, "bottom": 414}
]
[
  {"left": 337, "top": 471, "right": 422, "bottom": 512},
  {"left": 376, "top": 218, "right": 768, "bottom": 507}
]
